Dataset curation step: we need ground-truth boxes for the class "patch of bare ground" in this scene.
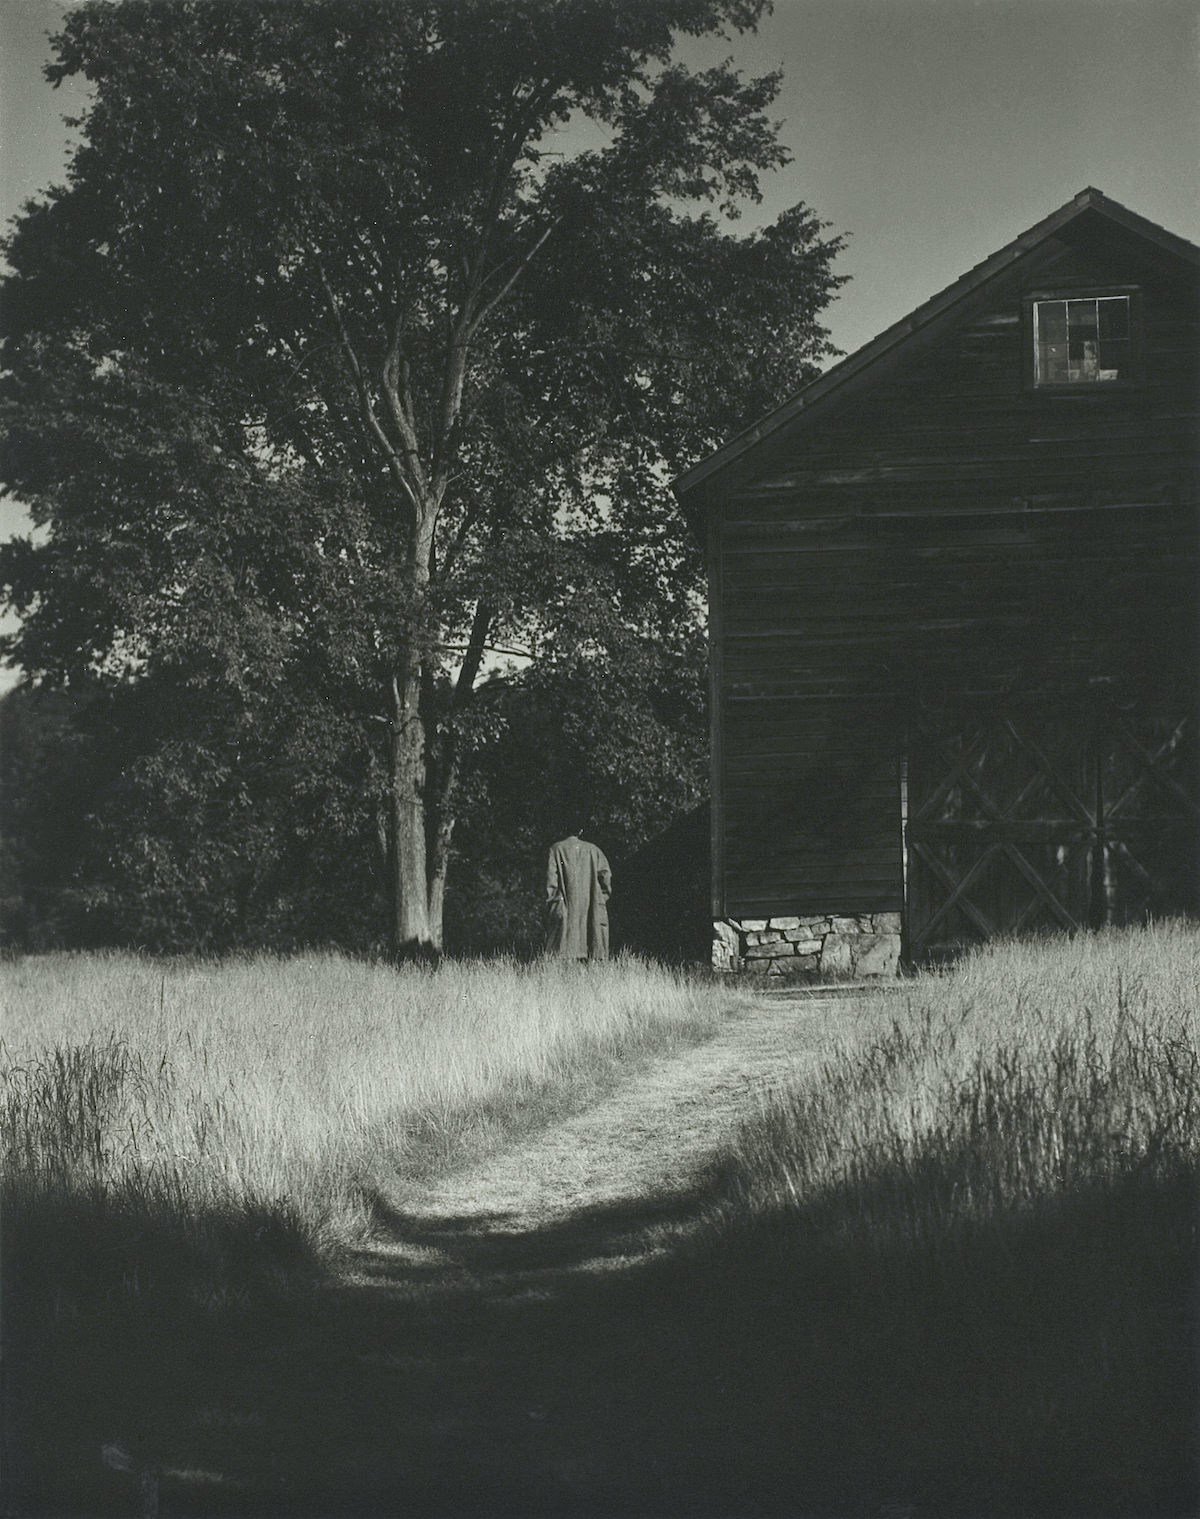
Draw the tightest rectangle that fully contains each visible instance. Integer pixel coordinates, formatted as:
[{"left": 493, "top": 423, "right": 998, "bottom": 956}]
[{"left": 359, "top": 986, "right": 851, "bottom": 1287}]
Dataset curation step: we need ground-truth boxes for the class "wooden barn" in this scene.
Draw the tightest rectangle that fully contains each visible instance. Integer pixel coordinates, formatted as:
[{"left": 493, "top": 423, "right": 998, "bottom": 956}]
[{"left": 672, "top": 188, "right": 1200, "bottom": 978}]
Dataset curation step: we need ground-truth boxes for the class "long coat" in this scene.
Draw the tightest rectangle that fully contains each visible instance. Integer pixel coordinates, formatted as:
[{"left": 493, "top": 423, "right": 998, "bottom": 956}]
[{"left": 545, "top": 835, "right": 612, "bottom": 961}]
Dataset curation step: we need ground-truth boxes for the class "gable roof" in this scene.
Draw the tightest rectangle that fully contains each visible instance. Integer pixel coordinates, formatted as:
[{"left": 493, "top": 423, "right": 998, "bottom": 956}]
[{"left": 672, "top": 187, "right": 1200, "bottom": 522}]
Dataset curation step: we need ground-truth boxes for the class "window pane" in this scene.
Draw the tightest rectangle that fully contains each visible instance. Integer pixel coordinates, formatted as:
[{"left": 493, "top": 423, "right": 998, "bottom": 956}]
[
  {"left": 1035, "top": 301, "right": 1067, "bottom": 383},
  {"left": 1067, "top": 299, "right": 1099, "bottom": 381},
  {"left": 1037, "top": 301, "right": 1067, "bottom": 344},
  {"left": 1039, "top": 341, "right": 1070, "bottom": 383},
  {"left": 1067, "top": 300, "right": 1099, "bottom": 337}
]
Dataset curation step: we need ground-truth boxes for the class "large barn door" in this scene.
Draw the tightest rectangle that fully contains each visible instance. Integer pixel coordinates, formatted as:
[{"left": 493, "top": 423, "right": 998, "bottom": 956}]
[{"left": 905, "top": 704, "right": 1199, "bottom": 962}]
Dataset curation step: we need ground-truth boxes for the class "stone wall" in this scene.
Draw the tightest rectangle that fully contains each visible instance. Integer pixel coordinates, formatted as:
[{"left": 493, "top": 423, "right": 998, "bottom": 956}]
[{"left": 711, "top": 913, "right": 902, "bottom": 980}]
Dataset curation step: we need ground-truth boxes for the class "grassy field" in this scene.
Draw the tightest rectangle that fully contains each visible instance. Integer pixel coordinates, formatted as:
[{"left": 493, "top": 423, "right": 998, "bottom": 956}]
[
  {"left": 643, "top": 921, "right": 1200, "bottom": 1516},
  {"left": 1, "top": 948, "right": 729, "bottom": 1275},
  {"left": 1, "top": 950, "right": 732, "bottom": 1515},
  {"left": 2, "top": 927, "right": 1197, "bottom": 1517}
]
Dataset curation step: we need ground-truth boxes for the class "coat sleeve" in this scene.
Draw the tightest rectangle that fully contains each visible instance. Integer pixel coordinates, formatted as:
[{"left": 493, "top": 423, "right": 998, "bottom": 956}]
[
  {"left": 546, "top": 846, "right": 564, "bottom": 906},
  {"left": 596, "top": 851, "right": 612, "bottom": 901}
]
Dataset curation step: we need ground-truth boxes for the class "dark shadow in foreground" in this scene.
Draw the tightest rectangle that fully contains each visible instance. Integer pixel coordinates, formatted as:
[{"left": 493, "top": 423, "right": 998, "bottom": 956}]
[{"left": 4, "top": 1156, "right": 1196, "bottom": 1519}]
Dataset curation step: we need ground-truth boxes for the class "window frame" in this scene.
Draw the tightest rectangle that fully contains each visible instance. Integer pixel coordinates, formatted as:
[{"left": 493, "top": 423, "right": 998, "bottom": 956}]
[{"left": 1022, "top": 286, "right": 1143, "bottom": 393}]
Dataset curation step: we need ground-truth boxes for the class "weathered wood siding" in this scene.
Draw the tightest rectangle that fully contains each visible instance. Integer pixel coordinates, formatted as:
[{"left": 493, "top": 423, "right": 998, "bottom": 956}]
[{"left": 710, "top": 223, "right": 1200, "bottom": 923}]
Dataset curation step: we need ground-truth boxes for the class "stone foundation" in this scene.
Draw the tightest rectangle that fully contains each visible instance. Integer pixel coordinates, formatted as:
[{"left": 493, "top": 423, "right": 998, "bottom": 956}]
[{"left": 712, "top": 913, "right": 902, "bottom": 980}]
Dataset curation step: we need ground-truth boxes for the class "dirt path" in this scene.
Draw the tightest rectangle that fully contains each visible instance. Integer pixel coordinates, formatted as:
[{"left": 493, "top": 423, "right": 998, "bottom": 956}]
[
  {"left": 159, "top": 989, "right": 898, "bottom": 1517},
  {"left": 356, "top": 987, "right": 875, "bottom": 1292}
]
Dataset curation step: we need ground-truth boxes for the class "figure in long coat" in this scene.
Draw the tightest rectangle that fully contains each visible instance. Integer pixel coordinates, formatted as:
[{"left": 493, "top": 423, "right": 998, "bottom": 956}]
[{"left": 545, "top": 832, "right": 612, "bottom": 961}]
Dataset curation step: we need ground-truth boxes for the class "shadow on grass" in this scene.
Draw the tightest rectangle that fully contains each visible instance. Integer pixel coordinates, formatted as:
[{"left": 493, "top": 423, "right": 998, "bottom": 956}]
[
  {"left": 1, "top": 1182, "right": 325, "bottom": 1519},
  {"left": 5, "top": 1159, "right": 1197, "bottom": 1519}
]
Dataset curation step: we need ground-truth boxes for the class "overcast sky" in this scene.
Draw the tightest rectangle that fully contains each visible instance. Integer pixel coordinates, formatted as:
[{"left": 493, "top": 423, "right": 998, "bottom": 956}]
[{"left": 2, "top": 0, "right": 1199, "bottom": 685}]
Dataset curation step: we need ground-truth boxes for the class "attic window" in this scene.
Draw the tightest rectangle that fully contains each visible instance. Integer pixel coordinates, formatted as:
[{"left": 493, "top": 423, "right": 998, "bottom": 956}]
[{"left": 1033, "top": 295, "right": 1131, "bottom": 385}]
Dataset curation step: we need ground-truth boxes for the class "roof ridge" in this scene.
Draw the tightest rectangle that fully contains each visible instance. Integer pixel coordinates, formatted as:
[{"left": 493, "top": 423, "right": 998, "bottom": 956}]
[{"left": 673, "top": 188, "right": 1199, "bottom": 510}]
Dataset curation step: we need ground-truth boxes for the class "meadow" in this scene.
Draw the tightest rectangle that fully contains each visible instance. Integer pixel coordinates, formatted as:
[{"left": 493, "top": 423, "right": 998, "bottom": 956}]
[
  {"left": 2, "top": 926, "right": 1197, "bottom": 1517},
  {"left": 1, "top": 950, "right": 733, "bottom": 1514},
  {"left": 653, "top": 921, "right": 1200, "bottom": 1516},
  {"left": 1, "top": 949, "right": 729, "bottom": 1293}
]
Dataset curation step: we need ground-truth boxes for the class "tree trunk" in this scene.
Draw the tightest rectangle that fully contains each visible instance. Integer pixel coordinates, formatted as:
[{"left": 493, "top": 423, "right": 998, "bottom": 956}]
[
  {"left": 427, "top": 803, "right": 456, "bottom": 952},
  {"left": 388, "top": 655, "right": 436, "bottom": 959},
  {"left": 421, "top": 595, "right": 490, "bottom": 953}
]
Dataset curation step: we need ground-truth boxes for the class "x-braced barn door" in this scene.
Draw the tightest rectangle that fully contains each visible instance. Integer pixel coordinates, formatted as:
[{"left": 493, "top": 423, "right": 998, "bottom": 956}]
[{"left": 905, "top": 704, "right": 1200, "bottom": 963}]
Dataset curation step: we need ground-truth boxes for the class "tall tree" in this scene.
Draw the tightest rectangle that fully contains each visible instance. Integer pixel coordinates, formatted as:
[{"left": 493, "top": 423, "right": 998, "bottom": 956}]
[{"left": 1, "top": 0, "right": 845, "bottom": 955}]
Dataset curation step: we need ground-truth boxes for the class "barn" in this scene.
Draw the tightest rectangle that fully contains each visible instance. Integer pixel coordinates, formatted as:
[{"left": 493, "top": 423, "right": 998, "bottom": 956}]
[{"left": 672, "top": 188, "right": 1200, "bottom": 979}]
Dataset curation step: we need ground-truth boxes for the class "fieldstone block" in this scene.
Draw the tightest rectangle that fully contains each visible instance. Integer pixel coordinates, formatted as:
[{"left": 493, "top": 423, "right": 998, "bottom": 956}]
[
  {"left": 784, "top": 935, "right": 824, "bottom": 954},
  {"left": 830, "top": 916, "right": 861, "bottom": 934},
  {"left": 820, "top": 934, "right": 854, "bottom": 977},
  {"left": 740, "top": 919, "right": 768, "bottom": 933},
  {"left": 768, "top": 916, "right": 801, "bottom": 931},
  {"left": 854, "top": 933, "right": 900, "bottom": 978},
  {"left": 745, "top": 939, "right": 798, "bottom": 960},
  {"left": 712, "top": 919, "right": 743, "bottom": 972},
  {"left": 874, "top": 912, "right": 903, "bottom": 934}
]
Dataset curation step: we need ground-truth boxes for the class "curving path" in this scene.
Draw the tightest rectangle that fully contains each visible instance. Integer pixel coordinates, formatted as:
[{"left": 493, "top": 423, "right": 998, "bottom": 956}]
[
  {"left": 355, "top": 986, "right": 886, "bottom": 1294},
  {"left": 155, "top": 987, "right": 902, "bottom": 1518}
]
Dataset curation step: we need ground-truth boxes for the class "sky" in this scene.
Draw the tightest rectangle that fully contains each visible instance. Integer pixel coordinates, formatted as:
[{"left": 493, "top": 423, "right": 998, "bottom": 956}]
[{"left": 1, "top": 0, "right": 1199, "bottom": 686}]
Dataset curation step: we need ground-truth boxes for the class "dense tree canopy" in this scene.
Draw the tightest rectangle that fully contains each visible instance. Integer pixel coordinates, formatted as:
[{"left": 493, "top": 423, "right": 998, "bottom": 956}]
[{"left": 1, "top": 0, "right": 845, "bottom": 955}]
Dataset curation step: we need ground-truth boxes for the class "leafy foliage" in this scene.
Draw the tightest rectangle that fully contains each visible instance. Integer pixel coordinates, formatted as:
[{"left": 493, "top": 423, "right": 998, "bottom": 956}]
[
  {"left": 447, "top": 626, "right": 708, "bottom": 955},
  {"left": 1, "top": 0, "right": 846, "bottom": 953}
]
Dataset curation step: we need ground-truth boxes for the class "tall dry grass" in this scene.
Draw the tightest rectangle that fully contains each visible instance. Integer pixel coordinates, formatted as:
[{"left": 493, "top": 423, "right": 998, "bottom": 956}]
[
  {"left": 682, "top": 922, "right": 1200, "bottom": 1515},
  {"left": 0, "top": 950, "right": 736, "bottom": 1517},
  {"left": 727, "top": 920, "right": 1199, "bottom": 1231},
  {"left": 1, "top": 951, "right": 728, "bottom": 1314},
  {"left": 5, "top": 929, "right": 1197, "bottom": 1517}
]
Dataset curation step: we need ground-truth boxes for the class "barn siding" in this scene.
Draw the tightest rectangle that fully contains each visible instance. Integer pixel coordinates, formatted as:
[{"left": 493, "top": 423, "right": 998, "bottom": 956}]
[{"left": 709, "top": 225, "right": 1200, "bottom": 936}]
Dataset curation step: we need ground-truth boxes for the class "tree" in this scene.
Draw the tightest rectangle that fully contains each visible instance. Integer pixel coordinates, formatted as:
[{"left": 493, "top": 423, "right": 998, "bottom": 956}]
[
  {"left": 1, "top": 0, "right": 845, "bottom": 955},
  {"left": 0, "top": 686, "right": 100, "bottom": 948}
]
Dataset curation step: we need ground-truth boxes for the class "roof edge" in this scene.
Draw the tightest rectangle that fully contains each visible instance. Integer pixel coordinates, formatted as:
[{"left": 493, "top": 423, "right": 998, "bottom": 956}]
[{"left": 673, "top": 187, "right": 1200, "bottom": 509}]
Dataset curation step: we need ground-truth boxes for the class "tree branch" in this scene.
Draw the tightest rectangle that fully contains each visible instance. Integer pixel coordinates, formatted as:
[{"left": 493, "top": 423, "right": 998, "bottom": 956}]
[
  {"left": 312, "top": 252, "right": 422, "bottom": 515},
  {"left": 440, "top": 638, "right": 529, "bottom": 661},
  {"left": 429, "top": 79, "right": 560, "bottom": 497},
  {"left": 474, "top": 217, "right": 561, "bottom": 329},
  {"left": 452, "top": 601, "right": 495, "bottom": 710},
  {"left": 380, "top": 303, "right": 427, "bottom": 493},
  {"left": 437, "top": 494, "right": 485, "bottom": 584}
]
